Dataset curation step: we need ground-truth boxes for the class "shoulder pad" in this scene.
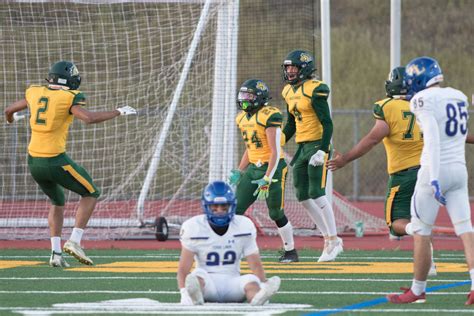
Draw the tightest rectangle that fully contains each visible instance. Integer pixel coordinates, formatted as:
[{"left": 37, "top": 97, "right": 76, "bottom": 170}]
[
  {"left": 257, "top": 106, "right": 283, "bottom": 126},
  {"left": 372, "top": 98, "right": 391, "bottom": 120},
  {"left": 302, "top": 80, "right": 330, "bottom": 98}
]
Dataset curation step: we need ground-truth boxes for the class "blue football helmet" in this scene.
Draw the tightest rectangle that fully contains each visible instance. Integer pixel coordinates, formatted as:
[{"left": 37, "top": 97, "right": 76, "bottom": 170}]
[
  {"left": 404, "top": 56, "right": 443, "bottom": 100},
  {"left": 201, "top": 181, "right": 236, "bottom": 227}
]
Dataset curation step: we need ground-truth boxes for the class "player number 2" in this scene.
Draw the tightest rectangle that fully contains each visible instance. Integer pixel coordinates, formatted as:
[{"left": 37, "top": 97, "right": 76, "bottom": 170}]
[
  {"left": 206, "top": 251, "right": 237, "bottom": 266},
  {"left": 445, "top": 102, "right": 468, "bottom": 136},
  {"left": 35, "top": 97, "right": 49, "bottom": 125}
]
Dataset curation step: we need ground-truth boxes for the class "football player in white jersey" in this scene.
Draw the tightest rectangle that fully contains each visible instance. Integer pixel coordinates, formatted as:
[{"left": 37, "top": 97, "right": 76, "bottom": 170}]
[
  {"left": 177, "top": 181, "right": 281, "bottom": 305},
  {"left": 387, "top": 57, "right": 474, "bottom": 305}
]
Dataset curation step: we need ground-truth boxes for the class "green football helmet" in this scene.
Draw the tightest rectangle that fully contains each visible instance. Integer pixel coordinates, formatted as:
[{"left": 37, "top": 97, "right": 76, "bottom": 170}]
[
  {"left": 385, "top": 66, "right": 407, "bottom": 97},
  {"left": 282, "top": 50, "right": 316, "bottom": 84},
  {"left": 237, "top": 79, "right": 270, "bottom": 112},
  {"left": 47, "top": 61, "right": 81, "bottom": 90}
]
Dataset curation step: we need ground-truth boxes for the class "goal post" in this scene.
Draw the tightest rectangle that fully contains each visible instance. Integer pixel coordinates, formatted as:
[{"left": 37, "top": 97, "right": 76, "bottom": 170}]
[{"left": 136, "top": 0, "right": 214, "bottom": 226}]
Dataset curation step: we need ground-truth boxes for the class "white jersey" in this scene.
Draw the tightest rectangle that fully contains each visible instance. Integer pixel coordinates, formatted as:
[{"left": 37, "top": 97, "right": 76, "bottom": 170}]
[
  {"left": 179, "top": 214, "right": 258, "bottom": 276},
  {"left": 410, "top": 86, "right": 468, "bottom": 181}
]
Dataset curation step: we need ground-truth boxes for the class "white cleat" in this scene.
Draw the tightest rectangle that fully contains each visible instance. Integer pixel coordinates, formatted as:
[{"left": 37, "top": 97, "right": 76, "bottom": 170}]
[
  {"left": 250, "top": 276, "right": 281, "bottom": 306},
  {"left": 63, "top": 240, "right": 93, "bottom": 265},
  {"left": 318, "top": 237, "right": 343, "bottom": 262},
  {"left": 185, "top": 274, "right": 204, "bottom": 305},
  {"left": 49, "top": 251, "right": 70, "bottom": 268}
]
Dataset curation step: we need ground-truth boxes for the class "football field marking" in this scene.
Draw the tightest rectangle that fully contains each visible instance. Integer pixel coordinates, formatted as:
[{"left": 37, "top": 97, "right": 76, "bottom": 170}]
[
  {"left": 0, "top": 260, "right": 468, "bottom": 273},
  {"left": 0, "top": 254, "right": 467, "bottom": 260},
  {"left": 7, "top": 298, "right": 312, "bottom": 315},
  {"left": 304, "top": 280, "right": 471, "bottom": 315},
  {"left": 0, "top": 276, "right": 469, "bottom": 283},
  {"left": 0, "top": 290, "right": 468, "bottom": 295}
]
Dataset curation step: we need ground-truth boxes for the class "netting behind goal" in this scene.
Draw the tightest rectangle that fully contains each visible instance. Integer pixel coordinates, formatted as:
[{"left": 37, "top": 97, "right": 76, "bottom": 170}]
[
  {"left": 0, "top": 0, "right": 387, "bottom": 240},
  {"left": 1, "top": 0, "right": 222, "bottom": 239}
]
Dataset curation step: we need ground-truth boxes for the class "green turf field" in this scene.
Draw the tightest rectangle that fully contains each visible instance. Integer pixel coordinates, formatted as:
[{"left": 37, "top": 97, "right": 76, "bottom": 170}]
[{"left": 1, "top": 249, "right": 473, "bottom": 315}]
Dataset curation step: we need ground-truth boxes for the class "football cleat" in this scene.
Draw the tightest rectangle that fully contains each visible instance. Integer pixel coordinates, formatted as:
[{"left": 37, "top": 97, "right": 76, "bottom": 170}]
[
  {"left": 465, "top": 291, "right": 474, "bottom": 305},
  {"left": 184, "top": 274, "right": 204, "bottom": 305},
  {"left": 63, "top": 240, "right": 93, "bottom": 265},
  {"left": 318, "top": 237, "right": 343, "bottom": 262},
  {"left": 49, "top": 251, "right": 70, "bottom": 268},
  {"left": 250, "top": 276, "right": 281, "bottom": 306},
  {"left": 279, "top": 249, "right": 299, "bottom": 263},
  {"left": 387, "top": 287, "right": 426, "bottom": 304}
]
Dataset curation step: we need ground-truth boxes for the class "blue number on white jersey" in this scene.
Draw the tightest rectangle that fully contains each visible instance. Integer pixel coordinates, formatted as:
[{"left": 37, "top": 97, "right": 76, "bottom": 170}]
[
  {"left": 206, "top": 250, "right": 237, "bottom": 266},
  {"left": 445, "top": 101, "right": 468, "bottom": 136}
]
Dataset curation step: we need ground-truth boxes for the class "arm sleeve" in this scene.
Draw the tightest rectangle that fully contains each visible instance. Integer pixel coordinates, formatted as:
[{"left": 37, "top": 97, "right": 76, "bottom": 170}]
[
  {"left": 414, "top": 105, "right": 440, "bottom": 182},
  {"left": 312, "top": 84, "right": 333, "bottom": 152},
  {"left": 282, "top": 104, "right": 296, "bottom": 142}
]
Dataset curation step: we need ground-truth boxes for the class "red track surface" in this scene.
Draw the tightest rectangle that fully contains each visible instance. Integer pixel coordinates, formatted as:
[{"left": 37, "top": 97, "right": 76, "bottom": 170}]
[
  {"left": 1, "top": 201, "right": 469, "bottom": 252},
  {"left": 0, "top": 234, "right": 464, "bottom": 251}
]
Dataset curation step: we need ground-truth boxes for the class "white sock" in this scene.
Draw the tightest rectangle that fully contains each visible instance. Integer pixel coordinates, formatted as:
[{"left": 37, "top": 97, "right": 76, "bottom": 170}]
[
  {"left": 430, "top": 242, "right": 435, "bottom": 265},
  {"left": 70, "top": 227, "right": 84, "bottom": 244},
  {"left": 277, "top": 221, "right": 295, "bottom": 251},
  {"left": 469, "top": 269, "right": 474, "bottom": 290},
  {"left": 405, "top": 222, "right": 414, "bottom": 235},
  {"left": 411, "top": 279, "right": 427, "bottom": 296},
  {"left": 301, "top": 199, "right": 328, "bottom": 236},
  {"left": 314, "top": 196, "right": 337, "bottom": 236},
  {"left": 51, "top": 236, "right": 62, "bottom": 253}
]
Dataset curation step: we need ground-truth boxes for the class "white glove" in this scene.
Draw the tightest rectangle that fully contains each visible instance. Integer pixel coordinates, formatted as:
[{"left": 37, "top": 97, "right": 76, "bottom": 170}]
[
  {"left": 7, "top": 112, "right": 26, "bottom": 124},
  {"left": 309, "top": 150, "right": 326, "bottom": 166},
  {"left": 116, "top": 105, "right": 137, "bottom": 116},
  {"left": 180, "top": 288, "right": 193, "bottom": 305}
]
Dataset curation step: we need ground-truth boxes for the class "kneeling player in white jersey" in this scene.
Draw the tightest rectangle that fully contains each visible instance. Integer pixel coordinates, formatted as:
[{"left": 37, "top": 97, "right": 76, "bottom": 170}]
[
  {"left": 387, "top": 57, "right": 474, "bottom": 305},
  {"left": 177, "top": 181, "right": 281, "bottom": 305}
]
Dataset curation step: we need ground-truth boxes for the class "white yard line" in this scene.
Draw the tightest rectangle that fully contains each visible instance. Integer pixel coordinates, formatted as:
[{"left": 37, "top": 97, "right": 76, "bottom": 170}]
[
  {"left": 0, "top": 276, "right": 469, "bottom": 283},
  {"left": 0, "top": 290, "right": 468, "bottom": 295}
]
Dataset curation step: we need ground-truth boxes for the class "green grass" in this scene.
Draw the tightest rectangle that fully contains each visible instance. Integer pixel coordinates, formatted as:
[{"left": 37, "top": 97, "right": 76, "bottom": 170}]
[{"left": 1, "top": 249, "right": 472, "bottom": 315}]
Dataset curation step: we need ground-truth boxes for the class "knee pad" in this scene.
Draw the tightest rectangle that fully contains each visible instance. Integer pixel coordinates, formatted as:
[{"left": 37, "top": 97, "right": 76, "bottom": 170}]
[
  {"left": 453, "top": 219, "right": 473, "bottom": 236},
  {"left": 411, "top": 217, "right": 432, "bottom": 236}
]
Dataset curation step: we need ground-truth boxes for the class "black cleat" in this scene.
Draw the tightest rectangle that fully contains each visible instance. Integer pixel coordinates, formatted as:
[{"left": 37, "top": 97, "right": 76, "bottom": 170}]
[{"left": 279, "top": 249, "right": 299, "bottom": 263}]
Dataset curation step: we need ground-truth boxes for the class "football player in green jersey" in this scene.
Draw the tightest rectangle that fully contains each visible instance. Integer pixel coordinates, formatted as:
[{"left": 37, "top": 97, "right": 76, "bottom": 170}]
[
  {"left": 229, "top": 79, "right": 298, "bottom": 263},
  {"left": 327, "top": 66, "right": 437, "bottom": 275},
  {"left": 281, "top": 50, "right": 342, "bottom": 262},
  {"left": 5, "top": 61, "right": 137, "bottom": 267}
]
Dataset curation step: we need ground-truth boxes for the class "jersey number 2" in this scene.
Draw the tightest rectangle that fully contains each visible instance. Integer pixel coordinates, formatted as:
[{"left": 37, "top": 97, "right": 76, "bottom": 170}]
[
  {"left": 206, "top": 251, "right": 236, "bottom": 266},
  {"left": 445, "top": 102, "right": 468, "bottom": 136},
  {"left": 35, "top": 97, "right": 49, "bottom": 125}
]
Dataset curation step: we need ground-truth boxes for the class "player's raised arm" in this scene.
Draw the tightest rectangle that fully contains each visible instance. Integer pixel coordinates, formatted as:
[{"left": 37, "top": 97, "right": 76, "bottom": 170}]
[
  {"left": 71, "top": 104, "right": 137, "bottom": 124},
  {"left": 5, "top": 99, "right": 28, "bottom": 124}
]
